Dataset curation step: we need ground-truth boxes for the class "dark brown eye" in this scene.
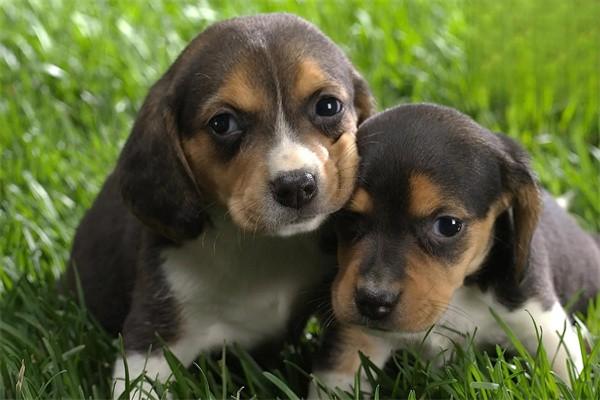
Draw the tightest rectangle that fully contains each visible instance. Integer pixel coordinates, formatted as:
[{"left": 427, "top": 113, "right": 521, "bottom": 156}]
[
  {"left": 208, "top": 113, "right": 241, "bottom": 136},
  {"left": 433, "top": 216, "right": 463, "bottom": 237},
  {"left": 315, "top": 97, "right": 343, "bottom": 117}
]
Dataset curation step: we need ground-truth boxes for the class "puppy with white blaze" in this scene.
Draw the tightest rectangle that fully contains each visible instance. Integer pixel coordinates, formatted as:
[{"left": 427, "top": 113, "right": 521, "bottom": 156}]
[
  {"left": 61, "top": 13, "right": 374, "bottom": 398},
  {"left": 312, "top": 103, "right": 600, "bottom": 396}
]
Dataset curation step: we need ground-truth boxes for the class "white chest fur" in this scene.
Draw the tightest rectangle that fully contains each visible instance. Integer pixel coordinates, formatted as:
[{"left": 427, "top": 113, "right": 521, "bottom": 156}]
[
  {"left": 160, "top": 216, "right": 329, "bottom": 360},
  {"left": 311, "top": 286, "right": 582, "bottom": 398},
  {"left": 113, "top": 217, "right": 331, "bottom": 399},
  {"left": 435, "top": 287, "right": 566, "bottom": 350},
  {"left": 387, "top": 286, "right": 582, "bottom": 380}
]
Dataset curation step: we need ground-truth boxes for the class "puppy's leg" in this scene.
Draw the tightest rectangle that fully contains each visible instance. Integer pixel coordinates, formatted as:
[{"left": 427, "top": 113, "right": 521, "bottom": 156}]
[
  {"left": 112, "top": 325, "right": 209, "bottom": 399},
  {"left": 506, "top": 300, "right": 583, "bottom": 383},
  {"left": 112, "top": 351, "right": 172, "bottom": 400},
  {"left": 111, "top": 284, "right": 206, "bottom": 400},
  {"left": 310, "top": 325, "right": 394, "bottom": 398}
]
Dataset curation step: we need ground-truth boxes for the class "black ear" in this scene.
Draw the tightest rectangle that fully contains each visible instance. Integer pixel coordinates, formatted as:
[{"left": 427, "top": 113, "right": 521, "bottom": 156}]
[
  {"left": 352, "top": 69, "right": 375, "bottom": 125},
  {"left": 116, "top": 78, "right": 206, "bottom": 242},
  {"left": 495, "top": 133, "right": 542, "bottom": 282}
]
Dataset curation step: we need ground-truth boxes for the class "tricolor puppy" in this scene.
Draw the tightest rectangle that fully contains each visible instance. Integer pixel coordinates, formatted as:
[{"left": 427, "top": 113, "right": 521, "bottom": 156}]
[
  {"left": 313, "top": 104, "right": 599, "bottom": 394},
  {"left": 63, "top": 14, "right": 373, "bottom": 397}
]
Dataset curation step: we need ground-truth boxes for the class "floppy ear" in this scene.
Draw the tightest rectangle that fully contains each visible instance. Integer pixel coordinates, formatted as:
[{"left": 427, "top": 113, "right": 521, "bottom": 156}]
[
  {"left": 495, "top": 133, "right": 542, "bottom": 282},
  {"left": 116, "top": 78, "right": 206, "bottom": 243},
  {"left": 352, "top": 69, "right": 375, "bottom": 124}
]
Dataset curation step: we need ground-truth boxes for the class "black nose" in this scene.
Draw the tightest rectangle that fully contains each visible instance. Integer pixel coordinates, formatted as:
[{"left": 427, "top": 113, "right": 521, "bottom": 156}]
[
  {"left": 270, "top": 170, "right": 318, "bottom": 209},
  {"left": 355, "top": 287, "right": 399, "bottom": 320}
]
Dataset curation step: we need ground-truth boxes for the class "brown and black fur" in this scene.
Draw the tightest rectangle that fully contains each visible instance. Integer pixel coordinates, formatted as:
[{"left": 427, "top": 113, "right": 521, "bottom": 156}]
[
  {"left": 311, "top": 103, "right": 599, "bottom": 396},
  {"left": 61, "top": 13, "right": 374, "bottom": 397}
]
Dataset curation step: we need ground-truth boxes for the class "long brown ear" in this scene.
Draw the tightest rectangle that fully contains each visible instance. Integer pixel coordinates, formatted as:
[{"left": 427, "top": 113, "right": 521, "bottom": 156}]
[
  {"left": 116, "top": 78, "right": 206, "bottom": 242},
  {"left": 352, "top": 69, "right": 375, "bottom": 124},
  {"left": 496, "top": 134, "right": 542, "bottom": 282}
]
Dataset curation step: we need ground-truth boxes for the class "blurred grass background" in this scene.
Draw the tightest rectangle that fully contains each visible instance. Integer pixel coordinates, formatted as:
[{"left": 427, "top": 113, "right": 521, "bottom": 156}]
[{"left": 1, "top": 0, "right": 598, "bottom": 398}]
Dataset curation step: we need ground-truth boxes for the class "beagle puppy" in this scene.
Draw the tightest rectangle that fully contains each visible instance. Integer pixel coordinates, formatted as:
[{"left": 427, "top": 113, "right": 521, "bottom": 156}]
[
  {"left": 63, "top": 14, "right": 373, "bottom": 398},
  {"left": 312, "top": 104, "right": 600, "bottom": 395}
]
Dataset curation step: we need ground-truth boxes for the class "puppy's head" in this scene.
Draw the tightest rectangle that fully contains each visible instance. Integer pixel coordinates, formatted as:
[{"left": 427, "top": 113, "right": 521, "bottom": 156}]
[
  {"left": 331, "top": 104, "right": 541, "bottom": 332},
  {"left": 116, "top": 14, "right": 374, "bottom": 241}
]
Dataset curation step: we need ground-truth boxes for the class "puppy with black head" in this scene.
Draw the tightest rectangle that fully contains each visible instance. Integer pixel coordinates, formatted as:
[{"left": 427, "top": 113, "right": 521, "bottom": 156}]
[
  {"left": 62, "top": 13, "right": 374, "bottom": 398},
  {"left": 312, "top": 103, "right": 599, "bottom": 395}
]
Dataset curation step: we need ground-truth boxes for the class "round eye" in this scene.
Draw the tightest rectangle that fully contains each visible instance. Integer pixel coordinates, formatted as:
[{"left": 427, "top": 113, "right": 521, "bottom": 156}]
[
  {"left": 208, "top": 113, "right": 241, "bottom": 136},
  {"left": 315, "top": 97, "right": 343, "bottom": 117},
  {"left": 432, "top": 216, "right": 463, "bottom": 237}
]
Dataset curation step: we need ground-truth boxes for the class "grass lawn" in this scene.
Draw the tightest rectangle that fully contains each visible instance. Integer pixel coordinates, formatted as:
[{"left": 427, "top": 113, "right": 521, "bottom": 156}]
[{"left": 1, "top": 0, "right": 599, "bottom": 398}]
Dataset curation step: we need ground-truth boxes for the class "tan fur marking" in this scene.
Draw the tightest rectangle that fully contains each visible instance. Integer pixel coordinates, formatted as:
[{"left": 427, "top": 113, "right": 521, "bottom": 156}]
[
  {"left": 409, "top": 173, "right": 468, "bottom": 217},
  {"left": 511, "top": 184, "right": 542, "bottom": 279},
  {"left": 182, "top": 134, "right": 220, "bottom": 197},
  {"left": 396, "top": 198, "right": 508, "bottom": 332},
  {"left": 302, "top": 127, "right": 359, "bottom": 214},
  {"left": 214, "top": 64, "right": 267, "bottom": 112},
  {"left": 348, "top": 187, "right": 373, "bottom": 214},
  {"left": 183, "top": 134, "right": 269, "bottom": 231},
  {"left": 408, "top": 173, "right": 444, "bottom": 216},
  {"left": 294, "top": 58, "right": 328, "bottom": 100},
  {"left": 332, "top": 240, "right": 365, "bottom": 323}
]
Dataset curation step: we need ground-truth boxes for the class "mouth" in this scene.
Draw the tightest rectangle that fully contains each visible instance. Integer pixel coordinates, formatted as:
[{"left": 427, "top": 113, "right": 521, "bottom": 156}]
[
  {"left": 356, "top": 316, "right": 394, "bottom": 332},
  {"left": 349, "top": 317, "right": 436, "bottom": 342},
  {"left": 290, "top": 213, "right": 318, "bottom": 224},
  {"left": 274, "top": 213, "right": 326, "bottom": 236},
  {"left": 346, "top": 320, "right": 401, "bottom": 342}
]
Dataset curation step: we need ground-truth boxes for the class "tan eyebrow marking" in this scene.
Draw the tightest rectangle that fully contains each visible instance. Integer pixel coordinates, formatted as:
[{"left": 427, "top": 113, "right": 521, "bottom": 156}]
[
  {"left": 293, "top": 57, "right": 348, "bottom": 102},
  {"left": 210, "top": 63, "right": 268, "bottom": 113},
  {"left": 293, "top": 58, "right": 329, "bottom": 100},
  {"left": 408, "top": 173, "right": 445, "bottom": 217}
]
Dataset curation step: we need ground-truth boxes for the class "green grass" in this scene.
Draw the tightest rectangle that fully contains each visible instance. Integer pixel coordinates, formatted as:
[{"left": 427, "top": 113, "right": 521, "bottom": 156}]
[{"left": 1, "top": 0, "right": 598, "bottom": 398}]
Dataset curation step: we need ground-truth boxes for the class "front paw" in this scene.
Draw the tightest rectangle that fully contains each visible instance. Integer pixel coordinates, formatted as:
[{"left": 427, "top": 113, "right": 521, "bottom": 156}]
[{"left": 112, "top": 353, "right": 172, "bottom": 400}]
